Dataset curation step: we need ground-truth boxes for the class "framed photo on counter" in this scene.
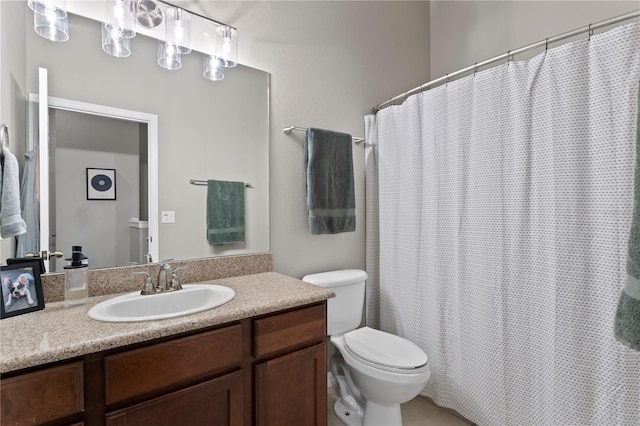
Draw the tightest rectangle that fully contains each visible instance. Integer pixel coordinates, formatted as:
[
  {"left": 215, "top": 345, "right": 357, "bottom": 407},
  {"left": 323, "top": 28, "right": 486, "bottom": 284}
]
[{"left": 1, "top": 261, "right": 45, "bottom": 319}]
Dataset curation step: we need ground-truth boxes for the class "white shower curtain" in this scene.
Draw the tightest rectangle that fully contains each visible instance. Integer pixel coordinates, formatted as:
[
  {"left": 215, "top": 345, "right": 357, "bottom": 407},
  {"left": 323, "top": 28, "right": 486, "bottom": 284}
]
[{"left": 365, "top": 22, "right": 640, "bottom": 425}]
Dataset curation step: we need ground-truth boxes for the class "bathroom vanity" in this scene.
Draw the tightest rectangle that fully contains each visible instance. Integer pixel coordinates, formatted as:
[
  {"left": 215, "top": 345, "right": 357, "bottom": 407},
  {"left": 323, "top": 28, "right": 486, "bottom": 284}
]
[{"left": 0, "top": 272, "right": 332, "bottom": 425}]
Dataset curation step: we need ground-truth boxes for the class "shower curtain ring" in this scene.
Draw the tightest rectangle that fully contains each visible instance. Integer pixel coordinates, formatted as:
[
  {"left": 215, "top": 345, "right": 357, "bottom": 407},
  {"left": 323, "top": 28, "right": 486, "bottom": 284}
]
[
  {"left": 507, "top": 50, "right": 513, "bottom": 65},
  {"left": 445, "top": 74, "right": 449, "bottom": 86},
  {"left": 545, "top": 38, "right": 549, "bottom": 51},
  {"left": 474, "top": 63, "right": 478, "bottom": 76},
  {"left": 588, "top": 24, "right": 594, "bottom": 41}
]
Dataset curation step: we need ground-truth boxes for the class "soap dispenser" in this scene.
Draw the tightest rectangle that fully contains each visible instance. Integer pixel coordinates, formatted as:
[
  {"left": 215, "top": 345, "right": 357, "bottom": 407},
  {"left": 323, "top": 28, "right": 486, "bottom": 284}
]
[
  {"left": 65, "top": 245, "right": 88, "bottom": 267},
  {"left": 64, "top": 250, "right": 89, "bottom": 307}
]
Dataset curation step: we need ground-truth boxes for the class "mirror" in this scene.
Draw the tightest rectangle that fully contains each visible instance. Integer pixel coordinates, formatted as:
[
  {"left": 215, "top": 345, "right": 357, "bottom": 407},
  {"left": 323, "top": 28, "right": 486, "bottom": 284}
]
[{"left": 0, "top": 2, "right": 270, "bottom": 269}]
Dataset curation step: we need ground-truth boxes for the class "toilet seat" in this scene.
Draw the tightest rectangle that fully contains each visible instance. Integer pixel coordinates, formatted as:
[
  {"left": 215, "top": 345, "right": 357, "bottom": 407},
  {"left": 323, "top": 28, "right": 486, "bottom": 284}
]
[{"left": 342, "top": 327, "right": 429, "bottom": 374}]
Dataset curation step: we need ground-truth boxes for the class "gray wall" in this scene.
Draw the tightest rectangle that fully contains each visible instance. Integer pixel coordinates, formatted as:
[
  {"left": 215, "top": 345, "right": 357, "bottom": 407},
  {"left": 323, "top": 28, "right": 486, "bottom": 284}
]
[
  {"left": 52, "top": 110, "right": 140, "bottom": 270},
  {"left": 190, "top": 1, "right": 433, "bottom": 278},
  {"left": 0, "top": 1, "right": 27, "bottom": 261},
  {"left": 430, "top": 1, "right": 639, "bottom": 80}
]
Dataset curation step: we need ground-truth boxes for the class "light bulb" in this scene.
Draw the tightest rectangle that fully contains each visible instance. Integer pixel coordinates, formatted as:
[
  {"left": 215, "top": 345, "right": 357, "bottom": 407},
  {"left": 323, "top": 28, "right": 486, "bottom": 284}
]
[
  {"left": 216, "top": 26, "right": 237, "bottom": 67},
  {"left": 105, "top": 0, "right": 135, "bottom": 39},
  {"left": 166, "top": 7, "right": 191, "bottom": 54}
]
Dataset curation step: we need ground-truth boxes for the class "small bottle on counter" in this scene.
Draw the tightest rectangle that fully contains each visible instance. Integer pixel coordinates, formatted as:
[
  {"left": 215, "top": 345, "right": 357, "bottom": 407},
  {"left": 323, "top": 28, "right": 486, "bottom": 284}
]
[{"left": 64, "top": 250, "right": 89, "bottom": 307}]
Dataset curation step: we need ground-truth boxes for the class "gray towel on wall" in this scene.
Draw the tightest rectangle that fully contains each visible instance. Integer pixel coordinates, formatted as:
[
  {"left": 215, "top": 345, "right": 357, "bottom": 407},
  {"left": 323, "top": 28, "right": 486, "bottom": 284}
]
[
  {"left": 305, "top": 128, "right": 355, "bottom": 234},
  {"left": 0, "top": 147, "right": 27, "bottom": 238},
  {"left": 614, "top": 93, "right": 640, "bottom": 352},
  {"left": 206, "top": 180, "right": 245, "bottom": 246}
]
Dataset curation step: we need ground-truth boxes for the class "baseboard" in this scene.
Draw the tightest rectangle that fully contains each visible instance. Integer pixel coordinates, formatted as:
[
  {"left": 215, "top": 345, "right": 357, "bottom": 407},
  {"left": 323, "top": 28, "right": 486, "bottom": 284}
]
[{"left": 328, "top": 371, "right": 336, "bottom": 388}]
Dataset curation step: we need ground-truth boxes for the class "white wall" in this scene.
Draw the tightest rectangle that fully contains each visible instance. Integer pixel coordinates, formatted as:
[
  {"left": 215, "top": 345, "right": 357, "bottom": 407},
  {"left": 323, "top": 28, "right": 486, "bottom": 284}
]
[
  {"left": 188, "top": 1, "right": 432, "bottom": 278},
  {"left": 430, "top": 1, "right": 639, "bottom": 80}
]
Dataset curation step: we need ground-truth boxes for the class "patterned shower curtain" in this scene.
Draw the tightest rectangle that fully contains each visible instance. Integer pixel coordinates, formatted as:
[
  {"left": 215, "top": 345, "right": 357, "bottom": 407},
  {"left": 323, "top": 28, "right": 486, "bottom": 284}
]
[{"left": 365, "top": 22, "right": 640, "bottom": 425}]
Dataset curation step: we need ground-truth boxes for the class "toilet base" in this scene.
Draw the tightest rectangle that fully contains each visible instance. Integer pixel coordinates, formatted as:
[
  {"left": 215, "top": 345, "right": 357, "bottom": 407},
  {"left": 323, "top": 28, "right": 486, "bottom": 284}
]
[
  {"left": 334, "top": 399, "right": 363, "bottom": 426},
  {"left": 334, "top": 398, "right": 403, "bottom": 426}
]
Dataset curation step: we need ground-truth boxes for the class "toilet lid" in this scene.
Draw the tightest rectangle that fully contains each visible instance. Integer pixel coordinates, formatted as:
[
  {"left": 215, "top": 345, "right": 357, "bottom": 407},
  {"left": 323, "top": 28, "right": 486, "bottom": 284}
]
[{"left": 343, "top": 327, "right": 428, "bottom": 370}]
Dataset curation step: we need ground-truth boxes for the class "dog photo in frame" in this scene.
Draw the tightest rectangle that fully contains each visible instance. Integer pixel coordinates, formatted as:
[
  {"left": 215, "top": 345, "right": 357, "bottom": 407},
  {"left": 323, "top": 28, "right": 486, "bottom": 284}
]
[{"left": 1, "top": 261, "right": 45, "bottom": 319}]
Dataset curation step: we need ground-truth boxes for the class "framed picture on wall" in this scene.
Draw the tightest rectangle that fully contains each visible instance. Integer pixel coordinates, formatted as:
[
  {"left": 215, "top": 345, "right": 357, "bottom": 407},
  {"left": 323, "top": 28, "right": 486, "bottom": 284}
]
[
  {"left": 1, "top": 261, "right": 45, "bottom": 319},
  {"left": 87, "top": 167, "right": 116, "bottom": 200}
]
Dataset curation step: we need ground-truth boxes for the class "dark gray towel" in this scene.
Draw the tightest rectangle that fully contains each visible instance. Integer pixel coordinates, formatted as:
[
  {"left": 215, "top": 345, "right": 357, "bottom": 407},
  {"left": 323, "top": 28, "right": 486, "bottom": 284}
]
[
  {"left": 206, "top": 180, "right": 245, "bottom": 246},
  {"left": 305, "top": 128, "right": 355, "bottom": 234},
  {"left": 614, "top": 93, "right": 640, "bottom": 351}
]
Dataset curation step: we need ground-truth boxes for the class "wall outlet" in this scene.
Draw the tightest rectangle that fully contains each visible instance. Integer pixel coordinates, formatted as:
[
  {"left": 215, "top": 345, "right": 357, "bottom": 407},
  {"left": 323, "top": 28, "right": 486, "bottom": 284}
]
[{"left": 161, "top": 211, "right": 176, "bottom": 223}]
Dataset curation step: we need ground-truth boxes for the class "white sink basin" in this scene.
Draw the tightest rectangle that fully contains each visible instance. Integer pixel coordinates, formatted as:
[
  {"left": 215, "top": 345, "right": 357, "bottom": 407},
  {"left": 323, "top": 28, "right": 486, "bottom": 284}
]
[{"left": 87, "top": 284, "right": 235, "bottom": 322}]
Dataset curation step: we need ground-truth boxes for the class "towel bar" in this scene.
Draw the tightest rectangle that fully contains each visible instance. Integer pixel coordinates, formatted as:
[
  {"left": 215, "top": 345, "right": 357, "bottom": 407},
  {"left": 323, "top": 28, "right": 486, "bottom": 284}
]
[
  {"left": 283, "top": 125, "right": 365, "bottom": 145},
  {"left": 189, "top": 179, "right": 252, "bottom": 188}
]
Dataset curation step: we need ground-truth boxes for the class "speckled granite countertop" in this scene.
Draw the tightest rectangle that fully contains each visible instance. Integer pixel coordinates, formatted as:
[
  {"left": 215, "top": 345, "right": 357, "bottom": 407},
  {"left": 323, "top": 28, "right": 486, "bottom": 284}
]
[{"left": 0, "top": 272, "right": 333, "bottom": 374}]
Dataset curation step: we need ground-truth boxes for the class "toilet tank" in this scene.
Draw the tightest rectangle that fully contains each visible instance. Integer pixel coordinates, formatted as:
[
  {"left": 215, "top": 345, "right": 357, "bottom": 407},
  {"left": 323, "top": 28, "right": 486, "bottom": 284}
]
[{"left": 302, "top": 269, "right": 367, "bottom": 336}]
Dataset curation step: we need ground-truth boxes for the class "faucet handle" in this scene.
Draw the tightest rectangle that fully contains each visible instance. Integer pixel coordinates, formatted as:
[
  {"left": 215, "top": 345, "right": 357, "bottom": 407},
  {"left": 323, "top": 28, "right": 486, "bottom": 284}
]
[
  {"left": 170, "top": 266, "right": 188, "bottom": 291},
  {"left": 133, "top": 271, "right": 155, "bottom": 295}
]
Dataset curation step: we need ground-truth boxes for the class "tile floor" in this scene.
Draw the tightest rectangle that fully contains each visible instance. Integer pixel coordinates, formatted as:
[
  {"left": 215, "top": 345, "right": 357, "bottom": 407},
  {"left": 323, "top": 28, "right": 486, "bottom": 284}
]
[{"left": 327, "top": 386, "right": 474, "bottom": 426}]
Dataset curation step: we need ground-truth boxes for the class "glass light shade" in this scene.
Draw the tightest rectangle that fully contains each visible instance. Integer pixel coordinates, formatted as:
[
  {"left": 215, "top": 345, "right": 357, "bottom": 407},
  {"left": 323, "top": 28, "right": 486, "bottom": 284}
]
[
  {"left": 165, "top": 7, "right": 191, "bottom": 54},
  {"left": 104, "top": 0, "right": 136, "bottom": 39},
  {"left": 102, "top": 23, "right": 131, "bottom": 57},
  {"left": 33, "top": 8, "right": 69, "bottom": 42},
  {"left": 216, "top": 25, "right": 237, "bottom": 68},
  {"left": 157, "top": 41, "right": 182, "bottom": 70},
  {"left": 203, "top": 55, "right": 225, "bottom": 81},
  {"left": 28, "top": 0, "right": 66, "bottom": 19}
]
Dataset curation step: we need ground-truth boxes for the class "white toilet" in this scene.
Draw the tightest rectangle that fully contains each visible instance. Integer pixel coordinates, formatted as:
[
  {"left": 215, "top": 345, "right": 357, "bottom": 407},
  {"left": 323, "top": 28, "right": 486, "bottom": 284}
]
[{"left": 303, "top": 270, "right": 430, "bottom": 426}]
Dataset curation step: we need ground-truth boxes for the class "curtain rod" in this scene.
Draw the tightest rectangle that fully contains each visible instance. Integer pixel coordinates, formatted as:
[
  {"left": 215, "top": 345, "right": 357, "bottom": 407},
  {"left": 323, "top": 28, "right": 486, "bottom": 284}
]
[
  {"left": 373, "top": 9, "right": 640, "bottom": 113},
  {"left": 283, "top": 125, "right": 365, "bottom": 145}
]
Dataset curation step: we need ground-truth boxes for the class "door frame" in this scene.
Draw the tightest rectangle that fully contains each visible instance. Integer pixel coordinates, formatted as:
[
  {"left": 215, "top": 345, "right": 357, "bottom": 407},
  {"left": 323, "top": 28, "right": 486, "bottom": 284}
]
[{"left": 28, "top": 91, "right": 159, "bottom": 268}]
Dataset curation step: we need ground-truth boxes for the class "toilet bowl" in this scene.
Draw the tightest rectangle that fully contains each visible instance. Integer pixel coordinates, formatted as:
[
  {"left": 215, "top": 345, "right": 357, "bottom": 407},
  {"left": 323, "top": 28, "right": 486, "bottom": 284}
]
[{"left": 303, "top": 270, "right": 431, "bottom": 426}]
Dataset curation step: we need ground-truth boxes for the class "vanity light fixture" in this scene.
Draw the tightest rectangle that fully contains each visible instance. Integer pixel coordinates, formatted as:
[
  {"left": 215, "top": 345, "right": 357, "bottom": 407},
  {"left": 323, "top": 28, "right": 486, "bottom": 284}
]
[
  {"left": 165, "top": 7, "right": 191, "bottom": 54},
  {"left": 102, "top": 22, "right": 132, "bottom": 58},
  {"left": 203, "top": 55, "right": 225, "bottom": 81},
  {"left": 29, "top": 0, "right": 237, "bottom": 81},
  {"left": 217, "top": 25, "right": 238, "bottom": 68},
  {"left": 133, "top": 0, "right": 163, "bottom": 29},
  {"left": 157, "top": 40, "right": 182, "bottom": 70},
  {"left": 30, "top": 0, "right": 69, "bottom": 42},
  {"left": 104, "top": 0, "right": 136, "bottom": 39},
  {"left": 28, "top": 0, "right": 66, "bottom": 19}
]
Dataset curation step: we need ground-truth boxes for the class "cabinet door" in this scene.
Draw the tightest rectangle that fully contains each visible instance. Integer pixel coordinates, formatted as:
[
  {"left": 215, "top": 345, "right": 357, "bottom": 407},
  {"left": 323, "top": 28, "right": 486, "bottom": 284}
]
[
  {"left": 255, "top": 343, "right": 327, "bottom": 426},
  {"left": 0, "top": 361, "right": 84, "bottom": 425},
  {"left": 105, "top": 370, "right": 243, "bottom": 426}
]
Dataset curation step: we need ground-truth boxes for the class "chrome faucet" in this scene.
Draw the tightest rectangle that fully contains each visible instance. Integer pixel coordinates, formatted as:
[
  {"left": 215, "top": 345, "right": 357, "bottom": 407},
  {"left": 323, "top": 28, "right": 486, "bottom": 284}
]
[
  {"left": 135, "top": 263, "right": 185, "bottom": 295},
  {"left": 133, "top": 271, "right": 156, "bottom": 295},
  {"left": 170, "top": 266, "right": 188, "bottom": 291},
  {"left": 157, "top": 263, "right": 172, "bottom": 292}
]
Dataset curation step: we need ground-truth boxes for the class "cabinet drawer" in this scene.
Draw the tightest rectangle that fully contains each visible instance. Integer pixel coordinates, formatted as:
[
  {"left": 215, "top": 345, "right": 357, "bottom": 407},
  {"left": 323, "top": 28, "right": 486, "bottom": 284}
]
[
  {"left": 106, "top": 370, "right": 243, "bottom": 426},
  {"left": 253, "top": 304, "right": 326, "bottom": 358},
  {"left": 1, "top": 361, "right": 84, "bottom": 425},
  {"left": 105, "top": 324, "right": 242, "bottom": 405}
]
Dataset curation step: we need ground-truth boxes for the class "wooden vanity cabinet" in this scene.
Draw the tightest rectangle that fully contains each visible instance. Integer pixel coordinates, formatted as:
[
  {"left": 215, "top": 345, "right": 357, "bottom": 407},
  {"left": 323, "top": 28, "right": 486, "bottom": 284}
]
[
  {"left": 0, "top": 301, "right": 327, "bottom": 426},
  {"left": 0, "top": 361, "right": 84, "bottom": 425},
  {"left": 104, "top": 370, "right": 244, "bottom": 426},
  {"left": 253, "top": 304, "right": 328, "bottom": 426},
  {"left": 255, "top": 344, "right": 327, "bottom": 426}
]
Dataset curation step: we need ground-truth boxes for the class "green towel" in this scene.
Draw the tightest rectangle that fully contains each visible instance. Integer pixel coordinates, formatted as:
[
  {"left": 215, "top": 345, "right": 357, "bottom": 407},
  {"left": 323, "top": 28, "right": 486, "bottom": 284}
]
[
  {"left": 206, "top": 180, "right": 245, "bottom": 246},
  {"left": 614, "top": 93, "right": 640, "bottom": 352},
  {"left": 305, "top": 128, "right": 356, "bottom": 234}
]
